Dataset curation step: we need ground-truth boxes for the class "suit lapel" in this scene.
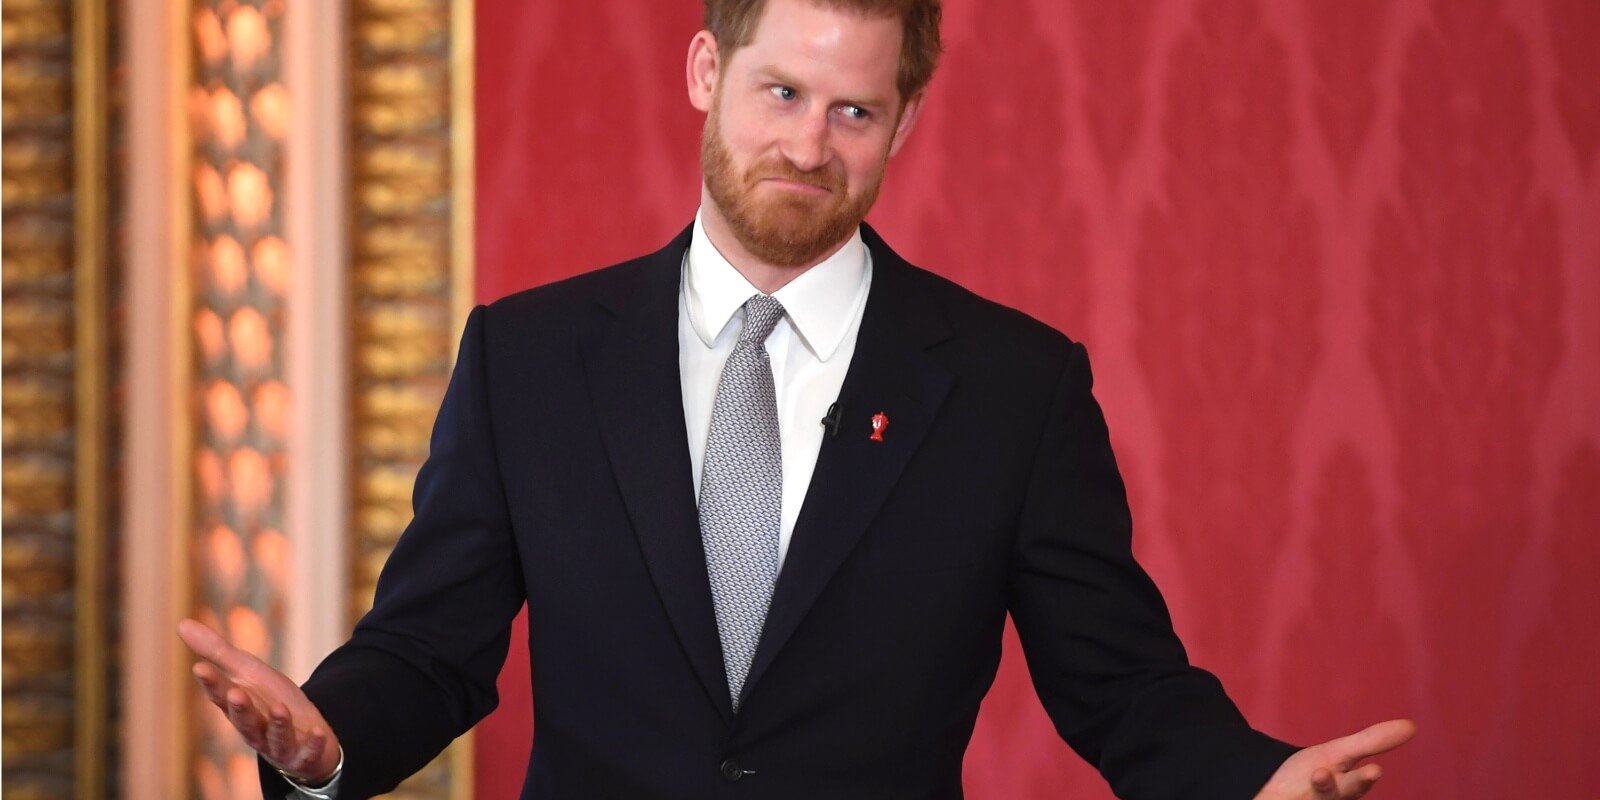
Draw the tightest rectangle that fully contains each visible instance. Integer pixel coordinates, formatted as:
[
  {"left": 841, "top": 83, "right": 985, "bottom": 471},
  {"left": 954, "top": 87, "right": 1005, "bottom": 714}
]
[
  {"left": 580, "top": 224, "right": 736, "bottom": 722},
  {"left": 581, "top": 223, "right": 954, "bottom": 720},
  {"left": 738, "top": 224, "right": 954, "bottom": 709}
]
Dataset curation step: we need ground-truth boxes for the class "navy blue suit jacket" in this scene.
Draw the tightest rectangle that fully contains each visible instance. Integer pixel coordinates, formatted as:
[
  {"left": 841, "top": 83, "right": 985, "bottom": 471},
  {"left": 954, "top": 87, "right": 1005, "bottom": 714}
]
[{"left": 263, "top": 224, "right": 1298, "bottom": 798}]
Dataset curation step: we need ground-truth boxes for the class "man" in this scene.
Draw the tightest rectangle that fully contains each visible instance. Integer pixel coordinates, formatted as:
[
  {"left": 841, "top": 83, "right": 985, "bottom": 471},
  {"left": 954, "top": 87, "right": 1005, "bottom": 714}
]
[{"left": 180, "top": 0, "right": 1414, "bottom": 797}]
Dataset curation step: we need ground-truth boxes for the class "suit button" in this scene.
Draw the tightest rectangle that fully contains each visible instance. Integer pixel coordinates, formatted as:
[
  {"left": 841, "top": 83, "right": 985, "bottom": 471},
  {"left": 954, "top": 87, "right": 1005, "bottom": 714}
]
[{"left": 719, "top": 758, "right": 744, "bottom": 782}]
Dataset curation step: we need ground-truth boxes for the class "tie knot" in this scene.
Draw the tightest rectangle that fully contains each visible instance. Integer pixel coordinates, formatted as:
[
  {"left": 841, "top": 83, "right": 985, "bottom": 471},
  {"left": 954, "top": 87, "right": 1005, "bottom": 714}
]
[{"left": 739, "top": 294, "right": 786, "bottom": 344}]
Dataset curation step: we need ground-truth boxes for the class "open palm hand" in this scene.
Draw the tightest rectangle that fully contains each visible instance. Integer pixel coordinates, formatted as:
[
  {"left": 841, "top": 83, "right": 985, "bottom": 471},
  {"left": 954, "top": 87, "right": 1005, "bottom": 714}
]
[
  {"left": 1253, "top": 719, "right": 1416, "bottom": 800},
  {"left": 178, "top": 619, "right": 342, "bottom": 784}
]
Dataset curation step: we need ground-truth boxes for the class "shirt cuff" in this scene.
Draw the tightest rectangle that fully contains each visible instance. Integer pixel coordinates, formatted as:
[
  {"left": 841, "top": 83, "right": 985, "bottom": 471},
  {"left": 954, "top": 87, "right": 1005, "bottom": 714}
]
[{"left": 280, "top": 745, "right": 343, "bottom": 800}]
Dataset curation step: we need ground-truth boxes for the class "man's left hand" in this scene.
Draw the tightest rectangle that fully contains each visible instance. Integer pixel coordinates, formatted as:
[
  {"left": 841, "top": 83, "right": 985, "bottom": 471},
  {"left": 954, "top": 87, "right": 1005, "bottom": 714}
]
[{"left": 1252, "top": 719, "right": 1417, "bottom": 799}]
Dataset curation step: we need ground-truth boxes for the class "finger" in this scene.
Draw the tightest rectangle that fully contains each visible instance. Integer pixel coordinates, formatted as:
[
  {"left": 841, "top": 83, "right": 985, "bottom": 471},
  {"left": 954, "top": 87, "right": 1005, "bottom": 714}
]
[
  {"left": 1336, "top": 763, "right": 1383, "bottom": 799},
  {"left": 286, "top": 727, "right": 329, "bottom": 778},
  {"left": 1327, "top": 719, "right": 1417, "bottom": 768},
  {"left": 177, "top": 618, "right": 257, "bottom": 677},
  {"left": 265, "top": 703, "right": 296, "bottom": 764},
  {"left": 224, "top": 687, "right": 269, "bottom": 751},
  {"left": 1311, "top": 767, "right": 1340, "bottom": 800},
  {"left": 191, "top": 662, "right": 233, "bottom": 708}
]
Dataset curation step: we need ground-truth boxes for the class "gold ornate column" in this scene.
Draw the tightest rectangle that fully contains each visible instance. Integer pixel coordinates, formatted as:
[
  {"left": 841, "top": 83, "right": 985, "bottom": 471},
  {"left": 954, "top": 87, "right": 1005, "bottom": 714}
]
[
  {"left": 1, "top": 0, "right": 120, "bottom": 797},
  {"left": 348, "top": 0, "right": 475, "bottom": 797},
  {"left": 187, "top": 0, "right": 294, "bottom": 795}
]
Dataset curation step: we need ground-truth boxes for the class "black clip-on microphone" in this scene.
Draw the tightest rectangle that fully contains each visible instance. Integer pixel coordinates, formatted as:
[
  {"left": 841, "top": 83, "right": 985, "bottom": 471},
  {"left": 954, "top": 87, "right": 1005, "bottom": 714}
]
[{"left": 820, "top": 402, "right": 842, "bottom": 438}]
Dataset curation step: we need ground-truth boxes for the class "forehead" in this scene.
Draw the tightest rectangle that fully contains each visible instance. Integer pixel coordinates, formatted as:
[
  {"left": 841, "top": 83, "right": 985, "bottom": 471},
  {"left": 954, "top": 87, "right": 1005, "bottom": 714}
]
[{"left": 731, "top": 0, "right": 903, "bottom": 92}]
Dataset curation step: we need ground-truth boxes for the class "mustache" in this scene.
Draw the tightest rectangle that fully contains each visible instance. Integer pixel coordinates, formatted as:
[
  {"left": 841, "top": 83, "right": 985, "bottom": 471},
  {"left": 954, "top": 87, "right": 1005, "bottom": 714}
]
[{"left": 747, "top": 158, "right": 843, "bottom": 192}]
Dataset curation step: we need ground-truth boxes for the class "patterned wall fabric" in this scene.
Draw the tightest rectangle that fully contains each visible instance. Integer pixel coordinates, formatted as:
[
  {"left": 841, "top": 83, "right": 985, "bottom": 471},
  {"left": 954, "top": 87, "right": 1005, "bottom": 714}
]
[{"left": 473, "top": 1, "right": 1600, "bottom": 797}]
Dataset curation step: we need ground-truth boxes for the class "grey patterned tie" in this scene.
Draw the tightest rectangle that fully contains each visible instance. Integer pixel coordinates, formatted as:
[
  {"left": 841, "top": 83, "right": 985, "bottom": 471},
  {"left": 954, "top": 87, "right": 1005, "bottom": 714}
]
[{"left": 698, "top": 293, "right": 787, "bottom": 712}]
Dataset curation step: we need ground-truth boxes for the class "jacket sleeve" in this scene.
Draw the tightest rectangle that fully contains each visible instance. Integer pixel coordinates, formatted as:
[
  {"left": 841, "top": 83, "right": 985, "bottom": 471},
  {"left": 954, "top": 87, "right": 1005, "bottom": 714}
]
[
  {"left": 1007, "top": 341, "right": 1299, "bottom": 800},
  {"left": 261, "top": 304, "right": 526, "bottom": 799}
]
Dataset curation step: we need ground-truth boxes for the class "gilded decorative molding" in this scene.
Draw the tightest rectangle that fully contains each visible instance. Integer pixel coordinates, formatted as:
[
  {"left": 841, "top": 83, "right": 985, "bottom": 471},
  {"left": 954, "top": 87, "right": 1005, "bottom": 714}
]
[
  {"left": 187, "top": 0, "right": 293, "bottom": 795},
  {"left": 72, "top": 0, "right": 118, "bottom": 794},
  {"left": 1, "top": 0, "right": 120, "bottom": 795},
  {"left": 349, "top": 0, "right": 474, "bottom": 796}
]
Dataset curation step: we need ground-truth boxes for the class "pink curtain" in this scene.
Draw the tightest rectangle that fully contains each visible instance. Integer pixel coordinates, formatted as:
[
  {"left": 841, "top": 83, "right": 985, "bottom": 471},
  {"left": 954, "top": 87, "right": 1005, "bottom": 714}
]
[{"left": 473, "top": 1, "right": 1600, "bottom": 797}]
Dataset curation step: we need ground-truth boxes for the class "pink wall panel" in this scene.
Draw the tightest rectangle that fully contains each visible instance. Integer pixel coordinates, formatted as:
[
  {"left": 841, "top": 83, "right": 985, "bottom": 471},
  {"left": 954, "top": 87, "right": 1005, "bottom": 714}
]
[{"left": 475, "top": 1, "right": 1600, "bottom": 796}]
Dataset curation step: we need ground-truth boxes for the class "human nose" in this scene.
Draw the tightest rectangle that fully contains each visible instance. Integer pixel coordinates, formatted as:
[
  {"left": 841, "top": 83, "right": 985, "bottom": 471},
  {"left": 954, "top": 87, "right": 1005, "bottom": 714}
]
[{"left": 779, "top": 107, "right": 830, "bottom": 173}]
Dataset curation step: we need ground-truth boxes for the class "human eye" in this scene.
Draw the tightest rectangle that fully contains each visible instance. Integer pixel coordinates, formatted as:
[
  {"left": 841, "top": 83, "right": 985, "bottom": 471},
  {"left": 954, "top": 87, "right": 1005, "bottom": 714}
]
[
  {"left": 769, "top": 85, "right": 797, "bottom": 102},
  {"left": 839, "top": 105, "right": 871, "bottom": 122}
]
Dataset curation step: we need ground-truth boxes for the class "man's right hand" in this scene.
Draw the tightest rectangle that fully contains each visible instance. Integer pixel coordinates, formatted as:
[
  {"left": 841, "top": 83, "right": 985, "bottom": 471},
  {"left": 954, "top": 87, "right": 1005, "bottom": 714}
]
[{"left": 177, "top": 618, "right": 342, "bottom": 785}]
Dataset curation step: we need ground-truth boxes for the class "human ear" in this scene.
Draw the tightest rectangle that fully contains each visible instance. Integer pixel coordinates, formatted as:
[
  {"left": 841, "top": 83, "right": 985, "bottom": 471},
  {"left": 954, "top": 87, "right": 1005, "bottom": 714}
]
[
  {"left": 887, "top": 90, "right": 926, "bottom": 158},
  {"left": 686, "top": 31, "right": 720, "bottom": 113}
]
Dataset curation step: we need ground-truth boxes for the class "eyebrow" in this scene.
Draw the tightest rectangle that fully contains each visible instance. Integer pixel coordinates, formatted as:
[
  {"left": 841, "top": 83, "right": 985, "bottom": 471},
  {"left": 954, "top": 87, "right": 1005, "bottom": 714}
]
[{"left": 752, "top": 65, "right": 891, "bottom": 112}]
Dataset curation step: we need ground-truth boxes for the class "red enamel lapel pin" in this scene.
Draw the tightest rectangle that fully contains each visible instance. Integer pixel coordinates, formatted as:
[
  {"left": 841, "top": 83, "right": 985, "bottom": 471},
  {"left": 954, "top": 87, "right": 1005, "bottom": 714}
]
[{"left": 869, "top": 411, "right": 889, "bottom": 442}]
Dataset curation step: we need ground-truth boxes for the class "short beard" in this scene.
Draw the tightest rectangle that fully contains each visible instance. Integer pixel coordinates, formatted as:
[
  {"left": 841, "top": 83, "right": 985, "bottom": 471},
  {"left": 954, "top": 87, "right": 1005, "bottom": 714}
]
[{"left": 701, "top": 95, "right": 885, "bottom": 267}]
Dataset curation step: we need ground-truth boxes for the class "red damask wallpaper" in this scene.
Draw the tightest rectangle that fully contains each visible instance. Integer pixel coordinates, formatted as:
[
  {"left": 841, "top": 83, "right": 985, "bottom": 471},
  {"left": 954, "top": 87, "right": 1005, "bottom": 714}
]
[{"left": 473, "top": 1, "right": 1599, "bottom": 797}]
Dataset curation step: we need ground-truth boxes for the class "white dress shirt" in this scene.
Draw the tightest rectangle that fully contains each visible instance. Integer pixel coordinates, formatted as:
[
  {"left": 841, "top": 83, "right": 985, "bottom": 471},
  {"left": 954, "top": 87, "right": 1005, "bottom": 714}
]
[
  {"left": 680, "top": 209, "right": 872, "bottom": 574},
  {"left": 281, "top": 749, "right": 341, "bottom": 798},
  {"left": 286, "top": 211, "right": 871, "bottom": 798}
]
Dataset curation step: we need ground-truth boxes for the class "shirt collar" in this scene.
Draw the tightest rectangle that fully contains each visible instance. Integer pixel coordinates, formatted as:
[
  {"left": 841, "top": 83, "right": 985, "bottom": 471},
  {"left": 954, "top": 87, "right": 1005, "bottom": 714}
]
[{"left": 684, "top": 207, "right": 869, "bottom": 362}]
